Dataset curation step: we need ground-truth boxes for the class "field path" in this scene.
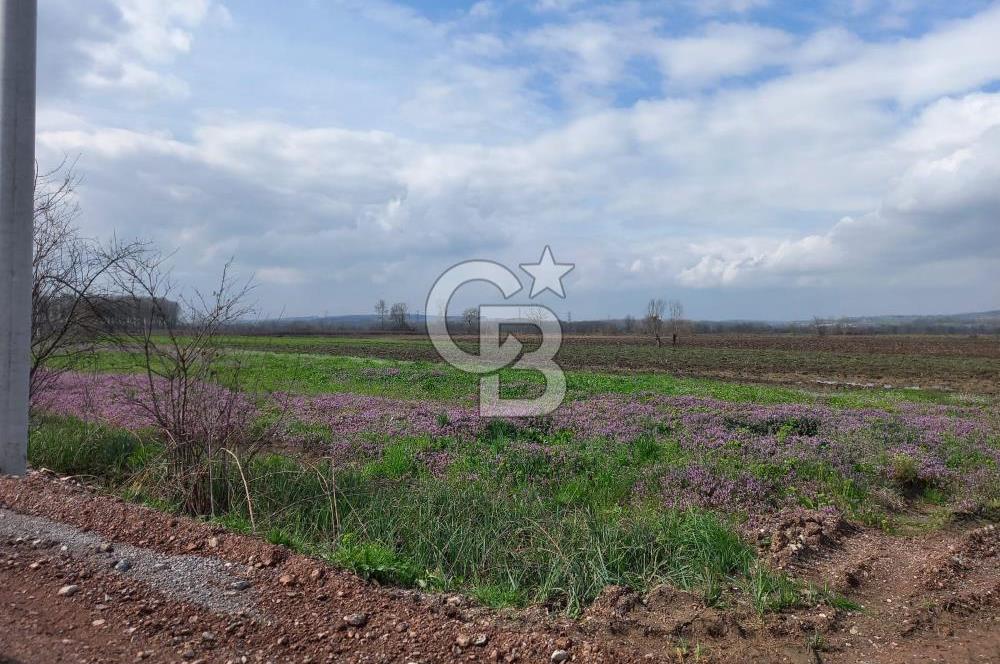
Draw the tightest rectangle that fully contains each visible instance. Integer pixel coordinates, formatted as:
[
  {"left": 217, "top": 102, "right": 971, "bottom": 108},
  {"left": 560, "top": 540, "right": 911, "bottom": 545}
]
[
  {"left": 2, "top": 471, "right": 998, "bottom": 663},
  {"left": 0, "top": 472, "right": 637, "bottom": 664}
]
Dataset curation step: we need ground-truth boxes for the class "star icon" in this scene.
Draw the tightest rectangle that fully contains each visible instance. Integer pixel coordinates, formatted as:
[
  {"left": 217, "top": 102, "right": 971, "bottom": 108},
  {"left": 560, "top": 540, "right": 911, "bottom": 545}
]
[{"left": 520, "top": 246, "right": 574, "bottom": 298}]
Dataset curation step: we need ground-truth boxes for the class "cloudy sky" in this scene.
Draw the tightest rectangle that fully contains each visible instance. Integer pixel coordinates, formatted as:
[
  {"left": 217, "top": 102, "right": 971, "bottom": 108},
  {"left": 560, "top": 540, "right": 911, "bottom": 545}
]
[{"left": 35, "top": 0, "right": 1000, "bottom": 320}]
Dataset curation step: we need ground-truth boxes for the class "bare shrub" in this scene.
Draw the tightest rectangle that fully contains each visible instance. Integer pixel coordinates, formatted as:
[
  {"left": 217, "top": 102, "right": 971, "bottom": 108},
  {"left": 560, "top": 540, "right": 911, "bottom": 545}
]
[
  {"left": 645, "top": 298, "right": 665, "bottom": 347},
  {"left": 107, "top": 254, "right": 279, "bottom": 516},
  {"left": 668, "top": 299, "right": 685, "bottom": 346},
  {"left": 31, "top": 160, "right": 149, "bottom": 403},
  {"left": 462, "top": 307, "right": 480, "bottom": 334},
  {"left": 390, "top": 302, "right": 409, "bottom": 330}
]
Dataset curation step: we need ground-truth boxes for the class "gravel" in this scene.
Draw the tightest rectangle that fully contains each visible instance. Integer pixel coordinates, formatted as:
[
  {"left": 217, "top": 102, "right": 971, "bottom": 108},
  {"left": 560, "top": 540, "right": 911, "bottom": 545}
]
[{"left": 0, "top": 508, "right": 256, "bottom": 616}]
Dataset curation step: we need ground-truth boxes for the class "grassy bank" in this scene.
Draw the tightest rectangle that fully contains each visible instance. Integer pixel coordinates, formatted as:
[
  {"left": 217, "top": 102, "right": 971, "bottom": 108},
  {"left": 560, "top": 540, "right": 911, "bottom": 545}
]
[{"left": 29, "top": 413, "right": 847, "bottom": 616}]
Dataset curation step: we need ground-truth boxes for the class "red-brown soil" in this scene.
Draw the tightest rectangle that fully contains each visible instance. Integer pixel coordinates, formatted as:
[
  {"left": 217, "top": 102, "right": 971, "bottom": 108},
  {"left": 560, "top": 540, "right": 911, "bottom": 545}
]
[{"left": 2, "top": 472, "right": 998, "bottom": 663}]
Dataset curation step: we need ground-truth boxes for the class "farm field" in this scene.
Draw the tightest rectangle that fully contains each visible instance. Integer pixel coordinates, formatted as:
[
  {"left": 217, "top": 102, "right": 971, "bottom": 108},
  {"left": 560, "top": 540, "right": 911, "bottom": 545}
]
[
  {"left": 14, "top": 334, "right": 1000, "bottom": 661},
  {"left": 211, "top": 332, "right": 1000, "bottom": 394}
]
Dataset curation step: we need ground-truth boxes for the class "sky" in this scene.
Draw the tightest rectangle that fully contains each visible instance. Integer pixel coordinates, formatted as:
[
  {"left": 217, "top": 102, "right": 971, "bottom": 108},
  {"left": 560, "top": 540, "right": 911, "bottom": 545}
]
[{"left": 34, "top": 0, "right": 1000, "bottom": 321}]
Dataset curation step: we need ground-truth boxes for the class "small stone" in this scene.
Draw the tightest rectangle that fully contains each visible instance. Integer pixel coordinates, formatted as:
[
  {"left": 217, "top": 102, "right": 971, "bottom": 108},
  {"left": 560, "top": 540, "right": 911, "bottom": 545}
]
[
  {"left": 230, "top": 580, "right": 252, "bottom": 591},
  {"left": 208, "top": 537, "right": 219, "bottom": 549},
  {"left": 276, "top": 635, "right": 288, "bottom": 646},
  {"left": 849, "top": 625, "right": 859, "bottom": 635},
  {"left": 343, "top": 613, "right": 368, "bottom": 627},
  {"left": 201, "top": 631, "right": 216, "bottom": 642},
  {"left": 114, "top": 559, "right": 132, "bottom": 572},
  {"left": 58, "top": 584, "right": 80, "bottom": 597},
  {"left": 92, "top": 619, "right": 106, "bottom": 627},
  {"left": 98, "top": 543, "right": 114, "bottom": 553},
  {"left": 473, "top": 634, "right": 489, "bottom": 647},
  {"left": 309, "top": 569, "right": 322, "bottom": 581},
  {"left": 551, "top": 650, "right": 569, "bottom": 663},
  {"left": 180, "top": 649, "right": 196, "bottom": 660},
  {"left": 456, "top": 634, "right": 472, "bottom": 648},
  {"left": 278, "top": 574, "right": 295, "bottom": 586}
]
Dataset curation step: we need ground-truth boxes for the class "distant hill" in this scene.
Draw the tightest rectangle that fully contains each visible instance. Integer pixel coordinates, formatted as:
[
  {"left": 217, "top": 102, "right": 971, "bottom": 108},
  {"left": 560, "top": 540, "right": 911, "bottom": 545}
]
[
  {"left": 788, "top": 310, "right": 1000, "bottom": 333},
  {"left": 237, "top": 310, "right": 1000, "bottom": 335}
]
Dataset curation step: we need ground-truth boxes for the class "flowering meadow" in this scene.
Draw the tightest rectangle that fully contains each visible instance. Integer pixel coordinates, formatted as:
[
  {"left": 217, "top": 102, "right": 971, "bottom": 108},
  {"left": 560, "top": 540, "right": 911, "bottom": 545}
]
[
  {"left": 26, "top": 362, "right": 999, "bottom": 613},
  {"left": 36, "top": 370, "right": 1000, "bottom": 522}
]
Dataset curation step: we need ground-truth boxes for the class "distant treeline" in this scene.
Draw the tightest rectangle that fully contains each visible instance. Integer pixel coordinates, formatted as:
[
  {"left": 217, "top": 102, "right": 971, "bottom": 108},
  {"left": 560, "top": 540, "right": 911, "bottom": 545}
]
[
  {"left": 556, "top": 318, "right": 1000, "bottom": 335},
  {"left": 42, "top": 294, "right": 180, "bottom": 334},
  {"left": 228, "top": 312, "right": 1000, "bottom": 336}
]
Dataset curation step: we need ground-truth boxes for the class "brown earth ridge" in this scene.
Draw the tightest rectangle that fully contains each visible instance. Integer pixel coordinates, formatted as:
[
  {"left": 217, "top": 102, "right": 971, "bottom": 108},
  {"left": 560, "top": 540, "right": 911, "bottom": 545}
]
[{"left": 1, "top": 472, "right": 998, "bottom": 664}]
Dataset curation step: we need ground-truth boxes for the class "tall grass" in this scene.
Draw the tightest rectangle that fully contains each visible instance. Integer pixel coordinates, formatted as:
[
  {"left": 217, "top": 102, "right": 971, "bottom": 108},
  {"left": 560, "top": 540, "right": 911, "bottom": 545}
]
[
  {"left": 29, "top": 414, "right": 158, "bottom": 481},
  {"left": 27, "top": 414, "right": 821, "bottom": 616}
]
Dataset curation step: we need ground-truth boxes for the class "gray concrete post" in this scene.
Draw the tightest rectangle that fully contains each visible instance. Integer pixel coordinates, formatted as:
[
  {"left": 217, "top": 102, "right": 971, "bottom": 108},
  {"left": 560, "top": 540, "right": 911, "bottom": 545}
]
[{"left": 0, "top": 0, "right": 36, "bottom": 476}]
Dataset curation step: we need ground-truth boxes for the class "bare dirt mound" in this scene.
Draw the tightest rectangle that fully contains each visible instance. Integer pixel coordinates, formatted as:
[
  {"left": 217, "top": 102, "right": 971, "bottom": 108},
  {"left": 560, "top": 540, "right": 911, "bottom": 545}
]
[
  {"left": 2, "top": 472, "right": 998, "bottom": 663},
  {"left": 748, "top": 507, "right": 850, "bottom": 569}
]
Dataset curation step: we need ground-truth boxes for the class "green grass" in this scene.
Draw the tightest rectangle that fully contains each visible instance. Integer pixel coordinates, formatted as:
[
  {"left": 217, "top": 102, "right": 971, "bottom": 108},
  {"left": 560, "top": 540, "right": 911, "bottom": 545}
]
[
  {"left": 28, "top": 413, "right": 852, "bottom": 616},
  {"left": 61, "top": 346, "right": 973, "bottom": 410},
  {"left": 33, "top": 333, "right": 983, "bottom": 623},
  {"left": 28, "top": 414, "right": 159, "bottom": 481}
]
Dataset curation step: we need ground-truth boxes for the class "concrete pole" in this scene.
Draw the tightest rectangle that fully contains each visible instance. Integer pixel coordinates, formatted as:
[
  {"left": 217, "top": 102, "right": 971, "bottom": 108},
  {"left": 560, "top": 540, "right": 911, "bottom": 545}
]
[{"left": 0, "top": 0, "right": 36, "bottom": 476}]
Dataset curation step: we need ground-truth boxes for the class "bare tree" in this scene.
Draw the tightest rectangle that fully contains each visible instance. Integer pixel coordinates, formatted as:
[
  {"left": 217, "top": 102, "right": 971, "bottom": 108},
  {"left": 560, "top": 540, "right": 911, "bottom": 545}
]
[
  {"left": 374, "top": 299, "right": 387, "bottom": 330},
  {"left": 812, "top": 316, "right": 827, "bottom": 337},
  {"left": 668, "top": 299, "right": 684, "bottom": 346},
  {"left": 389, "top": 302, "right": 409, "bottom": 330},
  {"left": 107, "top": 253, "right": 275, "bottom": 516},
  {"left": 462, "top": 307, "right": 480, "bottom": 334},
  {"left": 645, "top": 298, "right": 665, "bottom": 347},
  {"left": 30, "top": 161, "right": 149, "bottom": 404},
  {"left": 623, "top": 314, "right": 636, "bottom": 335}
]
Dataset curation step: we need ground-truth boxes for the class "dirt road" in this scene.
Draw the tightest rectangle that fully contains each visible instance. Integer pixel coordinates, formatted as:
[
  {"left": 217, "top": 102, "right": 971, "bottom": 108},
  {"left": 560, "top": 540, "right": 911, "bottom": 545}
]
[{"left": 1, "top": 472, "right": 998, "bottom": 663}]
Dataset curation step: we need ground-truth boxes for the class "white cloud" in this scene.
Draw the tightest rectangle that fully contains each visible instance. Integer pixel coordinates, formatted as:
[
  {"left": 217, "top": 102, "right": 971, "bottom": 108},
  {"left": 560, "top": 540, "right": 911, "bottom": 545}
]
[
  {"left": 533, "top": 0, "right": 586, "bottom": 13},
  {"left": 40, "top": 0, "right": 226, "bottom": 100},
  {"left": 257, "top": 267, "right": 307, "bottom": 285},
  {"left": 690, "top": 0, "right": 772, "bottom": 15},
  {"left": 32, "top": 1, "right": 1000, "bottom": 317},
  {"left": 896, "top": 92, "right": 1000, "bottom": 153},
  {"left": 655, "top": 22, "right": 793, "bottom": 86},
  {"left": 677, "top": 97, "right": 1000, "bottom": 288},
  {"left": 523, "top": 14, "right": 662, "bottom": 94}
]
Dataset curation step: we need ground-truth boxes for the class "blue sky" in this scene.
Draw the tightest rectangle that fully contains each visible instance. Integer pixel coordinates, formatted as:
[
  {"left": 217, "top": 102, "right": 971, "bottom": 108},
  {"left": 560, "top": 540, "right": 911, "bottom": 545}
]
[{"left": 34, "top": 0, "right": 1000, "bottom": 320}]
